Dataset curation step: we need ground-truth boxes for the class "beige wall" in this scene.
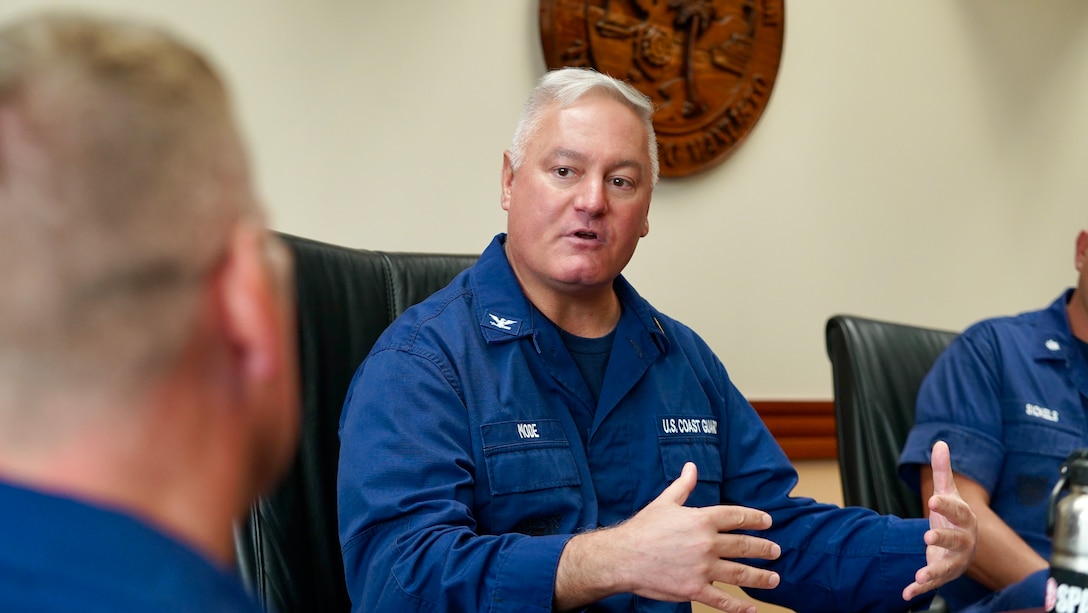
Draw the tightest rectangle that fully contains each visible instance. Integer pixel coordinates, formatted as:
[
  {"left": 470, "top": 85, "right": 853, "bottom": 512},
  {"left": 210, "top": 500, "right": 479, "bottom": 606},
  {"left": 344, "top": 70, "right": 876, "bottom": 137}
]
[{"left": 3, "top": 0, "right": 1085, "bottom": 400}]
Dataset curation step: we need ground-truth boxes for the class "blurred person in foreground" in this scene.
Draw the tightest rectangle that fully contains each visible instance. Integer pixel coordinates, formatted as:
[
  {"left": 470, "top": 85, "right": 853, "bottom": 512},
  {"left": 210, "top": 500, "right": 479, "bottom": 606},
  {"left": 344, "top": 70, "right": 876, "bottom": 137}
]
[
  {"left": 337, "top": 67, "right": 978, "bottom": 613},
  {"left": 0, "top": 11, "right": 298, "bottom": 611},
  {"left": 898, "top": 232, "right": 1088, "bottom": 611}
]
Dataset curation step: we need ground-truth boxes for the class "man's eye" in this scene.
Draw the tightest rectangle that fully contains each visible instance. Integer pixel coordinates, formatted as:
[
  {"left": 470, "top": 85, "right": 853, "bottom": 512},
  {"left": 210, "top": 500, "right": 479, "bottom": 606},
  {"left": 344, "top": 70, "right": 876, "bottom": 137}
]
[
  {"left": 611, "top": 177, "right": 632, "bottom": 188},
  {"left": 555, "top": 167, "right": 571, "bottom": 177}
]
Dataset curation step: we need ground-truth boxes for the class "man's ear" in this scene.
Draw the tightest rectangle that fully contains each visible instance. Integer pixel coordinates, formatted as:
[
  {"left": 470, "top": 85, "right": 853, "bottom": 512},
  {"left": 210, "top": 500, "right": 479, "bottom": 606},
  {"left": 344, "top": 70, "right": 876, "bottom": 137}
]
[
  {"left": 1076, "top": 230, "right": 1088, "bottom": 273},
  {"left": 500, "top": 151, "right": 515, "bottom": 212},
  {"left": 217, "top": 223, "right": 283, "bottom": 382}
]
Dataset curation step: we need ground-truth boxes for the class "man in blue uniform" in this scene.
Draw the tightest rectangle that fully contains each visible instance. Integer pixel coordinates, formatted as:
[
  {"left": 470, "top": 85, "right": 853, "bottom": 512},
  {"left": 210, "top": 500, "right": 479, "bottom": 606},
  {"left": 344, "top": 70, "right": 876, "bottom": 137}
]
[
  {"left": 898, "top": 232, "right": 1088, "bottom": 611},
  {"left": 0, "top": 11, "right": 298, "bottom": 611},
  {"left": 338, "top": 67, "right": 977, "bottom": 613}
]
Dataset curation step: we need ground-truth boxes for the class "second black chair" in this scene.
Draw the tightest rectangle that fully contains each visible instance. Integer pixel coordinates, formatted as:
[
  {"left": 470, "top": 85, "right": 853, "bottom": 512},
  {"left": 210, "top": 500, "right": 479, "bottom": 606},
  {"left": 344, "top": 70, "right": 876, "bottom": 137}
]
[
  {"left": 826, "top": 314, "right": 958, "bottom": 613},
  {"left": 825, "top": 314, "right": 958, "bottom": 518}
]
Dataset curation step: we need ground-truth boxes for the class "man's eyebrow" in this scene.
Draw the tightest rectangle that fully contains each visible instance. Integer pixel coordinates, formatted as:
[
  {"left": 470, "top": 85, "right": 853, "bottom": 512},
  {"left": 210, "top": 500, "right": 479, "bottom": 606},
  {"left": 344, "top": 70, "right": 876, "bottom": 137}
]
[
  {"left": 611, "top": 159, "right": 644, "bottom": 174},
  {"left": 552, "top": 147, "right": 588, "bottom": 164}
]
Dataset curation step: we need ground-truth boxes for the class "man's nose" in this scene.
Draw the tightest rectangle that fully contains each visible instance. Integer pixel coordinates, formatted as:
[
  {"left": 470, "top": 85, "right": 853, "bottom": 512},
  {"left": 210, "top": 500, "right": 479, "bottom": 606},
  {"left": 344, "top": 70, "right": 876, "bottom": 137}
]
[{"left": 574, "top": 177, "right": 606, "bottom": 214}]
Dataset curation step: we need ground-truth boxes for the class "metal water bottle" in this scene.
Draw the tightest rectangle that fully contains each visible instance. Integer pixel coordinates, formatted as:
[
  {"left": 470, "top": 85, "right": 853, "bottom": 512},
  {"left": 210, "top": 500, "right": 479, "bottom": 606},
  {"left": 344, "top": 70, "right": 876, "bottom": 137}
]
[{"left": 1047, "top": 449, "right": 1088, "bottom": 613}]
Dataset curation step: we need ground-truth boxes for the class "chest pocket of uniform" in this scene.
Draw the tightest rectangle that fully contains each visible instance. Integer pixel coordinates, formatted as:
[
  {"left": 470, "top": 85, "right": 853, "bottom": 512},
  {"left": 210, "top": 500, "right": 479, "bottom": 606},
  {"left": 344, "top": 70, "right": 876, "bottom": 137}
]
[
  {"left": 1003, "top": 419, "right": 1082, "bottom": 506},
  {"left": 658, "top": 417, "right": 723, "bottom": 507},
  {"left": 1005, "top": 422, "right": 1081, "bottom": 457},
  {"left": 481, "top": 419, "right": 580, "bottom": 495},
  {"left": 480, "top": 419, "right": 583, "bottom": 536}
]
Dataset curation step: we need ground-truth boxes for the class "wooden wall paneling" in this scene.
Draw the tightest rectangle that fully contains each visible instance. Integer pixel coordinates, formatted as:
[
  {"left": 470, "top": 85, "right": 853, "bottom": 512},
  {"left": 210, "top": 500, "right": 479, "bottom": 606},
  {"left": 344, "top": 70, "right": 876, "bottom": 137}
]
[{"left": 749, "top": 400, "right": 836, "bottom": 461}]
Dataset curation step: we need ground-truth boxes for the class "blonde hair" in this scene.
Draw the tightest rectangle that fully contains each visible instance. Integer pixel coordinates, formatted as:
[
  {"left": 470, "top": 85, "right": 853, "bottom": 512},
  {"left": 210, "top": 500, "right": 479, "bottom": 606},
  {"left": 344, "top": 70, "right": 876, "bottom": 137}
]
[{"left": 0, "top": 12, "right": 255, "bottom": 411}]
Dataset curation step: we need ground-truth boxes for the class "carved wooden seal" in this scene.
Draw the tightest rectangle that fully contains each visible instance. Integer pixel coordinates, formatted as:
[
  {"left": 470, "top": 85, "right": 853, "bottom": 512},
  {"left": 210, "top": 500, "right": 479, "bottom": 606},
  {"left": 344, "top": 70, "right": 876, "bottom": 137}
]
[{"left": 540, "top": 0, "right": 785, "bottom": 178}]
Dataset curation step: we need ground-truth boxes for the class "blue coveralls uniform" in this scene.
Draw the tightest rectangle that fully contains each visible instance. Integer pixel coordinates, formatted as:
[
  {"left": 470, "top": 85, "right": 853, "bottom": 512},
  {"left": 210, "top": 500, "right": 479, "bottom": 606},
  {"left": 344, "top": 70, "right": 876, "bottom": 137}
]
[
  {"left": 0, "top": 480, "right": 262, "bottom": 612},
  {"left": 899, "top": 290, "right": 1088, "bottom": 611},
  {"left": 339, "top": 234, "right": 933, "bottom": 613}
]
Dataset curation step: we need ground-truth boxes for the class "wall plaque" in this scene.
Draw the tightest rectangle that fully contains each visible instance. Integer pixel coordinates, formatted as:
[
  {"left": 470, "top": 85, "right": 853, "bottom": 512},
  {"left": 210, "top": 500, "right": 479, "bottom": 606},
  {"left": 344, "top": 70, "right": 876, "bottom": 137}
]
[{"left": 540, "top": 0, "right": 785, "bottom": 178}]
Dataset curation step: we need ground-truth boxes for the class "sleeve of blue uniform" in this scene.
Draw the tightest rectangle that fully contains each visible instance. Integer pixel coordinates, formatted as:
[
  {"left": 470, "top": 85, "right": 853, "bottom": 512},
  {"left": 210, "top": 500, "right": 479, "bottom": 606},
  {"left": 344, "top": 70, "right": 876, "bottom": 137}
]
[
  {"left": 898, "top": 328, "right": 1006, "bottom": 494},
  {"left": 715, "top": 378, "right": 932, "bottom": 613},
  {"left": 337, "top": 348, "right": 569, "bottom": 613}
]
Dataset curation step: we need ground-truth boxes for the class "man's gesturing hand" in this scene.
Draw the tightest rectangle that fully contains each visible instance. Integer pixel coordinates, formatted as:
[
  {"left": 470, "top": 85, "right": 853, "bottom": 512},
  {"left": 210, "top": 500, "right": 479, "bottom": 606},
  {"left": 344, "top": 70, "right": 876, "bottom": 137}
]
[
  {"left": 902, "top": 440, "right": 979, "bottom": 601},
  {"left": 555, "top": 462, "right": 781, "bottom": 613}
]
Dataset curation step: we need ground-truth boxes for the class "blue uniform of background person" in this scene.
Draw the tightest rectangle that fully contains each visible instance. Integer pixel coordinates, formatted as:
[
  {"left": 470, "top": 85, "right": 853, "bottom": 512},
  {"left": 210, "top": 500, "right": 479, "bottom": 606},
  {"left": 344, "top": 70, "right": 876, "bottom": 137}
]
[
  {"left": 0, "top": 481, "right": 261, "bottom": 612},
  {"left": 338, "top": 234, "right": 940, "bottom": 613},
  {"left": 899, "top": 290, "right": 1088, "bottom": 611}
]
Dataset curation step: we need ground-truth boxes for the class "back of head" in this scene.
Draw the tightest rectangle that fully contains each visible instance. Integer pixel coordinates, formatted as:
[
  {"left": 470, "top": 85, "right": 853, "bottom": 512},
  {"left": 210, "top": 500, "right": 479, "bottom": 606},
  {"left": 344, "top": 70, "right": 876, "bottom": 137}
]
[
  {"left": 0, "top": 12, "right": 255, "bottom": 440},
  {"left": 508, "top": 67, "right": 660, "bottom": 187}
]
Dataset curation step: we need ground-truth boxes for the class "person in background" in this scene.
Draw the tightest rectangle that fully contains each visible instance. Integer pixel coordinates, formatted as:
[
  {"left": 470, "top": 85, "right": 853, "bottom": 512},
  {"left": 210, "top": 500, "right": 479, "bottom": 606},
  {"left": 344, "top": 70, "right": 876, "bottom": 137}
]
[
  {"left": 338, "top": 66, "right": 977, "bottom": 613},
  {"left": 0, "top": 11, "right": 299, "bottom": 611},
  {"left": 898, "top": 232, "right": 1088, "bottom": 611}
]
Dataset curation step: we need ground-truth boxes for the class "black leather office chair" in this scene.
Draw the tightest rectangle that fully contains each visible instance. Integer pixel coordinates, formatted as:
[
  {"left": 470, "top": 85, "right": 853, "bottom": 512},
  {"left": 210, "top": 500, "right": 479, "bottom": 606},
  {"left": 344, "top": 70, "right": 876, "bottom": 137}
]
[
  {"left": 826, "top": 314, "right": 958, "bottom": 613},
  {"left": 234, "top": 234, "right": 477, "bottom": 613},
  {"left": 825, "top": 314, "right": 958, "bottom": 516}
]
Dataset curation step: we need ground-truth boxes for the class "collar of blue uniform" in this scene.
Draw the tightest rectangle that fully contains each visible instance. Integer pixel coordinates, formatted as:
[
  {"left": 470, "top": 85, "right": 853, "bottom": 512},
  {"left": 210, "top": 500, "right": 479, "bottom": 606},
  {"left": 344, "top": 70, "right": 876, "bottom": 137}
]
[
  {"left": 470, "top": 233, "right": 669, "bottom": 353},
  {"left": 1031, "top": 288, "right": 1077, "bottom": 362}
]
